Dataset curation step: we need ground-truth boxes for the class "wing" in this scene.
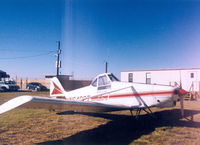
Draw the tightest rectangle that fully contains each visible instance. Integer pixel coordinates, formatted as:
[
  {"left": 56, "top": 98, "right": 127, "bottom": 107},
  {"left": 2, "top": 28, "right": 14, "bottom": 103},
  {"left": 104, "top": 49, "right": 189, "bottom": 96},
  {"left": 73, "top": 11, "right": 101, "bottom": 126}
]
[{"left": 0, "top": 95, "right": 128, "bottom": 114}]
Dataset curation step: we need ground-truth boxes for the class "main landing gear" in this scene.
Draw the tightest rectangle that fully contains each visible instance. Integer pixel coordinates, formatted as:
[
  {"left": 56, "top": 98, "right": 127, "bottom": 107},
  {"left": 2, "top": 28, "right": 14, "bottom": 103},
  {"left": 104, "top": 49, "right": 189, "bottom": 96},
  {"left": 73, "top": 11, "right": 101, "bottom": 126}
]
[{"left": 130, "top": 107, "right": 154, "bottom": 119}]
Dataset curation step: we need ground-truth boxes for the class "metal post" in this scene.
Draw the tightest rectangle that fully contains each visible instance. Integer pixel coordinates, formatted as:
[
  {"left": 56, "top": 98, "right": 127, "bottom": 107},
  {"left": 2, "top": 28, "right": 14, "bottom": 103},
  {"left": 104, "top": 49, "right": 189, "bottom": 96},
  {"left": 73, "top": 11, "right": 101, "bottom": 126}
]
[
  {"left": 20, "top": 79, "right": 22, "bottom": 90},
  {"left": 56, "top": 41, "right": 61, "bottom": 77}
]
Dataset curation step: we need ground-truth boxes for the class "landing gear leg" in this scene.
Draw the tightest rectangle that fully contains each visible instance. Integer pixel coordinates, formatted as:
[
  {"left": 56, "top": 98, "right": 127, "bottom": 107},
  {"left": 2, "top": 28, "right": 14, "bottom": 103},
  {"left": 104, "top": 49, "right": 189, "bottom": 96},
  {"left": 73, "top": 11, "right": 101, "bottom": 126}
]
[
  {"left": 142, "top": 107, "right": 155, "bottom": 118},
  {"left": 135, "top": 109, "right": 141, "bottom": 119},
  {"left": 130, "top": 109, "right": 134, "bottom": 116},
  {"left": 130, "top": 107, "right": 155, "bottom": 119},
  {"left": 142, "top": 108, "right": 153, "bottom": 114},
  {"left": 130, "top": 108, "right": 141, "bottom": 119}
]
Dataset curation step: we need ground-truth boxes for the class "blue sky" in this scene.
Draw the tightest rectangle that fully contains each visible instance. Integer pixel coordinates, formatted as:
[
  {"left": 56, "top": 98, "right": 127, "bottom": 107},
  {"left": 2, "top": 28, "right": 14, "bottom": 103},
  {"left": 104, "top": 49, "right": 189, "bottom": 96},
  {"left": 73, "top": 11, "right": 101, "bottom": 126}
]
[
  {"left": 1, "top": 0, "right": 200, "bottom": 80},
  {"left": 0, "top": 0, "right": 62, "bottom": 79}
]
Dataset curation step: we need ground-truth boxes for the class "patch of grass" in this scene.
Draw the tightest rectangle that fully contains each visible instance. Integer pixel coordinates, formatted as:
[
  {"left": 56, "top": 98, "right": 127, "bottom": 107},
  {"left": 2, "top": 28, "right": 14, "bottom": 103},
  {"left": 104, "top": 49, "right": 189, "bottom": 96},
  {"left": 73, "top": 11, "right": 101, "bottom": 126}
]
[{"left": 0, "top": 92, "right": 200, "bottom": 144}]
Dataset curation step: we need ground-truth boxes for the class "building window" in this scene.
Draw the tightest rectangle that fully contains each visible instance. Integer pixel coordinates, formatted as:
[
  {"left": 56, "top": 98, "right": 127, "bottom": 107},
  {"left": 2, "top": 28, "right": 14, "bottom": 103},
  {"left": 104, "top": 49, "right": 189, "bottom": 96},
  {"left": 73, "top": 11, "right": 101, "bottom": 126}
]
[
  {"left": 128, "top": 73, "right": 133, "bottom": 82},
  {"left": 191, "top": 73, "right": 194, "bottom": 78},
  {"left": 146, "top": 72, "right": 151, "bottom": 84}
]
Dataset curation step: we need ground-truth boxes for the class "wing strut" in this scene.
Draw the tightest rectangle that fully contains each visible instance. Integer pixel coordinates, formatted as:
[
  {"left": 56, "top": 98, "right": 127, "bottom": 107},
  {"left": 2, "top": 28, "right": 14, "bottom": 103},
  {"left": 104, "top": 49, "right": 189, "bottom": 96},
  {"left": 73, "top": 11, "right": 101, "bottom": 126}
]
[{"left": 130, "top": 86, "right": 154, "bottom": 118}]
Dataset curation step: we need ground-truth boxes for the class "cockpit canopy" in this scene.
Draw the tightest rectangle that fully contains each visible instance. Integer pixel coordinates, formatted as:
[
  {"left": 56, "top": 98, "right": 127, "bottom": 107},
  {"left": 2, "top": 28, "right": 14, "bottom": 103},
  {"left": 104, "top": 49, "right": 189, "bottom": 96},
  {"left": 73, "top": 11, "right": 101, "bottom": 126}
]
[{"left": 91, "top": 73, "right": 119, "bottom": 90}]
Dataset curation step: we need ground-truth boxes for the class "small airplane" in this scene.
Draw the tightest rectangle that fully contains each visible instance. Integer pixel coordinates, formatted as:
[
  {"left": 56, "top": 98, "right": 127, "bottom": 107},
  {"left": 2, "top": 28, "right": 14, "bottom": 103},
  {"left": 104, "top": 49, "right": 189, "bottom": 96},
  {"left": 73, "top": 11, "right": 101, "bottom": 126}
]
[{"left": 0, "top": 73, "right": 187, "bottom": 117}]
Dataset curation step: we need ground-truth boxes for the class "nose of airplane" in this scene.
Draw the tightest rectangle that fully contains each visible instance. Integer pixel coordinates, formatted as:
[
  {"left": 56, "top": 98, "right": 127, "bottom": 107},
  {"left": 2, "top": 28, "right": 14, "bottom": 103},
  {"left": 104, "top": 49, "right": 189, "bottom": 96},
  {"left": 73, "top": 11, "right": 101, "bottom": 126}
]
[
  {"left": 178, "top": 88, "right": 188, "bottom": 96},
  {"left": 173, "top": 87, "right": 187, "bottom": 118},
  {"left": 173, "top": 88, "right": 187, "bottom": 96}
]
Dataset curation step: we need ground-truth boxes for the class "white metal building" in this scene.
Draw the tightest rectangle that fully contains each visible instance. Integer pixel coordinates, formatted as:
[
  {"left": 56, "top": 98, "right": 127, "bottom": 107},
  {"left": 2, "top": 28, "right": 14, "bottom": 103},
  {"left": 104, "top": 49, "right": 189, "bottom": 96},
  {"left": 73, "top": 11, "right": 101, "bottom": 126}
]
[{"left": 121, "top": 68, "right": 200, "bottom": 93}]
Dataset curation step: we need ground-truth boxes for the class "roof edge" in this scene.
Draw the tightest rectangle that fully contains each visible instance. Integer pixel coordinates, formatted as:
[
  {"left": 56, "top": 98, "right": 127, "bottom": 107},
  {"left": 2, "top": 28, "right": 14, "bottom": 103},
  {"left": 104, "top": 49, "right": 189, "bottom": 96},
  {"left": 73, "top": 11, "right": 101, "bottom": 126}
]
[{"left": 121, "top": 68, "right": 200, "bottom": 72}]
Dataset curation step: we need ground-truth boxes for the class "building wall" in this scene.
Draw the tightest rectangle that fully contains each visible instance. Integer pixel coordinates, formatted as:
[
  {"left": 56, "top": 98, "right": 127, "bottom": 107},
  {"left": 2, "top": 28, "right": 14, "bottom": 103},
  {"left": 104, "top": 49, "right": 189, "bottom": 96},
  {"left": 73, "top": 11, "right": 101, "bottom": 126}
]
[
  {"left": 121, "top": 68, "right": 200, "bottom": 92},
  {"left": 58, "top": 79, "right": 91, "bottom": 91}
]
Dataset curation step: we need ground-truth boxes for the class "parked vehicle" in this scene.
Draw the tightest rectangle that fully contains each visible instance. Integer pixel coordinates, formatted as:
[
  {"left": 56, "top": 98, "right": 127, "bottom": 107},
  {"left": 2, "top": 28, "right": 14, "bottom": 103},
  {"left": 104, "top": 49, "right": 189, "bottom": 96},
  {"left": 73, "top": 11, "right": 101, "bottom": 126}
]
[
  {"left": 26, "top": 82, "right": 47, "bottom": 91},
  {"left": 0, "top": 80, "right": 19, "bottom": 92}
]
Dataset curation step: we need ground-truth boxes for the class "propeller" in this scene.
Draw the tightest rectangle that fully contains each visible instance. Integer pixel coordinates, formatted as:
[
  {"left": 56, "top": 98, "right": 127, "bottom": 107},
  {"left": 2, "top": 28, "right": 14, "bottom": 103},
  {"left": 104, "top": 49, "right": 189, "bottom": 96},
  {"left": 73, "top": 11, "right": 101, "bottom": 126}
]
[
  {"left": 178, "top": 88, "right": 187, "bottom": 118},
  {"left": 178, "top": 71, "right": 187, "bottom": 118}
]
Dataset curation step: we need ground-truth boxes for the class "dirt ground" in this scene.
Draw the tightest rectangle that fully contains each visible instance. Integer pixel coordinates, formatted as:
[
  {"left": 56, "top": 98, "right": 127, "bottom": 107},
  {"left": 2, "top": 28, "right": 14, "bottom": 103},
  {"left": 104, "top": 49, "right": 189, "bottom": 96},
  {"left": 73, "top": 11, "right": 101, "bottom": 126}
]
[{"left": 0, "top": 92, "right": 200, "bottom": 145}]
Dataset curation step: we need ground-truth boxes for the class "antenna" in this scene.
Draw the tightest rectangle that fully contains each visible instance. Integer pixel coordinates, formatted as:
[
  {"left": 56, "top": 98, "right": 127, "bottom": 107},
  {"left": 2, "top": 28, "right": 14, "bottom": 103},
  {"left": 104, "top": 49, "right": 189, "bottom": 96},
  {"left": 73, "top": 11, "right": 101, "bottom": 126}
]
[
  {"left": 105, "top": 61, "right": 108, "bottom": 73},
  {"left": 105, "top": 48, "right": 109, "bottom": 73}
]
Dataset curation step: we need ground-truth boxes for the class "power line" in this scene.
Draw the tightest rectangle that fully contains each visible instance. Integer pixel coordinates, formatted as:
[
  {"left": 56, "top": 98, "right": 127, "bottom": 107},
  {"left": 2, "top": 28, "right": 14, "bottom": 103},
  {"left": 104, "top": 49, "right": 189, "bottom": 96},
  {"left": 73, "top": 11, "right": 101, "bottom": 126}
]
[
  {"left": 0, "top": 51, "right": 54, "bottom": 60},
  {"left": 0, "top": 49, "right": 53, "bottom": 52}
]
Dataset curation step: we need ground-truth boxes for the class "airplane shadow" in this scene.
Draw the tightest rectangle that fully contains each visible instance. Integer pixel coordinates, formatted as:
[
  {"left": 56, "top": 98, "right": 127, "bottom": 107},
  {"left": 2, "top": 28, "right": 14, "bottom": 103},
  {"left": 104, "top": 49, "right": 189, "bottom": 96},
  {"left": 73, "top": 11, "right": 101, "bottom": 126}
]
[{"left": 37, "top": 109, "right": 200, "bottom": 145}]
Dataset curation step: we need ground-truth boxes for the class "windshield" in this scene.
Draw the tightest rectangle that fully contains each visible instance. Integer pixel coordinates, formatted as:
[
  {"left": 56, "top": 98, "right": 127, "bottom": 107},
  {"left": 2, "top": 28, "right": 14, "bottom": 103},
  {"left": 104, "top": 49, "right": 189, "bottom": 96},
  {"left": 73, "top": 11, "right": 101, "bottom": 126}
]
[
  {"left": 108, "top": 74, "right": 119, "bottom": 82},
  {"left": 91, "top": 79, "right": 97, "bottom": 87}
]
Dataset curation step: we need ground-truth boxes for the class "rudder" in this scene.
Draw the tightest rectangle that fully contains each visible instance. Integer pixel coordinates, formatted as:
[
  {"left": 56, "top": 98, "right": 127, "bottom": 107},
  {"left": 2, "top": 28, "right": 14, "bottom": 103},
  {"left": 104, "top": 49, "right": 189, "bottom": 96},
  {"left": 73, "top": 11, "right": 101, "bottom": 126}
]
[{"left": 50, "top": 77, "right": 66, "bottom": 97}]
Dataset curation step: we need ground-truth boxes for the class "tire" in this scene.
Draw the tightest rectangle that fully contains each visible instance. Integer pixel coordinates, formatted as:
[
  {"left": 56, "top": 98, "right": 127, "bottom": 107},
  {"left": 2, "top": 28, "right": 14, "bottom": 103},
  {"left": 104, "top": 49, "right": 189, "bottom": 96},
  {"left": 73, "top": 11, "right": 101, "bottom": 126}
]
[
  {"left": 34, "top": 87, "right": 39, "bottom": 92},
  {"left": 2, "top": 87, "right": 8, "bottom": 92},
  {"left": 27, "top": 86, "right": 32, "bottom": 91}
]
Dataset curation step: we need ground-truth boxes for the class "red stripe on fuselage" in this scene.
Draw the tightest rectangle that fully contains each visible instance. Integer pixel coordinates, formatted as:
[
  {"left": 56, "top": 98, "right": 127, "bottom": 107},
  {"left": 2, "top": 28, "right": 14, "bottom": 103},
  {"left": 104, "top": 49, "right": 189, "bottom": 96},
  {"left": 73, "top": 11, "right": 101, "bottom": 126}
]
[
  {"left": 68, "top": 90, "right": 174, "bottom": 101},
  {"left": 91, "top": 90, "right": 174, "bottom": 100}
]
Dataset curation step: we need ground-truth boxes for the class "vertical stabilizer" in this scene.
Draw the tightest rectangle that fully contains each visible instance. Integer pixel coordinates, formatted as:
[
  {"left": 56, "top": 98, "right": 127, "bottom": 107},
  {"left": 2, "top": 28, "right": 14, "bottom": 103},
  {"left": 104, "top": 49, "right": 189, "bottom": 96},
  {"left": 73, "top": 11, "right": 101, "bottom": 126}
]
[{"left": 50, "top": 77, "right": 66, "bottom": 97}]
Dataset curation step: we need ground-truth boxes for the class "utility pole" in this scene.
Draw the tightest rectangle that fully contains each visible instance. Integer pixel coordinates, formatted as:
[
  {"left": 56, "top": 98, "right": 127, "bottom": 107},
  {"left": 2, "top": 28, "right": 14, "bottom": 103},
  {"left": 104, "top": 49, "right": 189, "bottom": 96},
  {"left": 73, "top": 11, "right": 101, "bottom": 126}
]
[{"left": 56, "top": 41, "right": 61, "bottom": 77}]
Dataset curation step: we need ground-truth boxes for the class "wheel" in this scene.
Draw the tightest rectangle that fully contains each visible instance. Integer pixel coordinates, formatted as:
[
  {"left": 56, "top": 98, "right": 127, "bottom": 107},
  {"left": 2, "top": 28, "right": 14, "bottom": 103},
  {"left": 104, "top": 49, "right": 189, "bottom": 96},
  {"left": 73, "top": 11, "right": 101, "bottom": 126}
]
[
  {"left": 2, "top": 87, "right": 8, "bottom": 92},
  {"left": 34, "top": 87, "right": 39, "bottom": 91},
  {"left": 27, "top": 86, "right": 32, "bottom": 91}
]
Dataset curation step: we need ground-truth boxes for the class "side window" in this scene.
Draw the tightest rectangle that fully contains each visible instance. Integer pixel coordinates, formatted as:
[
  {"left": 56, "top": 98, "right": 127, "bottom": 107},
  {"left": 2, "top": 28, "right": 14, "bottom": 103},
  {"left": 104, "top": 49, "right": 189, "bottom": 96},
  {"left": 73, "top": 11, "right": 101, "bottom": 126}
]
[
  {"left": 98, "top": 75, "right": 110, "bottom": 90},
  {"left": 98, "top": 76, "right": 108, "bottom": 86}
]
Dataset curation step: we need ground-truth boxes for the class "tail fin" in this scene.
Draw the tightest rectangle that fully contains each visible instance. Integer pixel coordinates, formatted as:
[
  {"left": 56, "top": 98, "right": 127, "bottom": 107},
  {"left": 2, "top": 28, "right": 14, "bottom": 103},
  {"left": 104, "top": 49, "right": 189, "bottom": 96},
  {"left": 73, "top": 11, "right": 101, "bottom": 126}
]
[{"left": 50, "top": 77, "right": 66, "bottom": 97}]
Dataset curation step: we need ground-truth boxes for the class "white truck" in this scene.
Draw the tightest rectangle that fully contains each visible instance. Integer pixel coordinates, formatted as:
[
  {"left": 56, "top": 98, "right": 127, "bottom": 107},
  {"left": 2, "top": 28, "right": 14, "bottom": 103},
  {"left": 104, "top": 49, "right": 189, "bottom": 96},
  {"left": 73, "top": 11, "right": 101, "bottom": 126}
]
[{"left": 0, "top": 80, "right": 19, "bottom": 92}]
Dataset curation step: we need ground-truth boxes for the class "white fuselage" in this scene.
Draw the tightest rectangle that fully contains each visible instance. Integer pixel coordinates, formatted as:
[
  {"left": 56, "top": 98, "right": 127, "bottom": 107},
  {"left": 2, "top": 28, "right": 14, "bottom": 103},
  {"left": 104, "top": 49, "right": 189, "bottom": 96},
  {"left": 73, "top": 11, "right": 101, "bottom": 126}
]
[{"left": 64, "top": 81, "right": 178, "bottom": 109}]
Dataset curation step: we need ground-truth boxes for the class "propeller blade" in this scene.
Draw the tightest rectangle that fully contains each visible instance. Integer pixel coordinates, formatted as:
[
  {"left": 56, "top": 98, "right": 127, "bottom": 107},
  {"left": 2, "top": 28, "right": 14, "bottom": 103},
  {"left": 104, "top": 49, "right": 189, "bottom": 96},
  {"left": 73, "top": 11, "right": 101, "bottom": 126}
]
[
  {"left": 179, "top": 70, "right": 184, "bottom": 118},
  {"left": 180, "top": 94, "right": 184, "bottom": 117},
  {"left": 178, "top": 88, "right": 187, "bottom": 118}
]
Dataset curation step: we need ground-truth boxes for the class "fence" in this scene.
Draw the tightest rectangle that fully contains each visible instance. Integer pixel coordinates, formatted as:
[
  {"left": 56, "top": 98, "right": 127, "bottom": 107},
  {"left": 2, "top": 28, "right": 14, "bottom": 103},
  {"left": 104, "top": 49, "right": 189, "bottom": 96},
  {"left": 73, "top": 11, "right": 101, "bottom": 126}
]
[
  {"left": 16, "top": 79, "right": 50, "bottom": 90},
  {"left": 16, "top": 78, "right": 91, "bottom": 91}
]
